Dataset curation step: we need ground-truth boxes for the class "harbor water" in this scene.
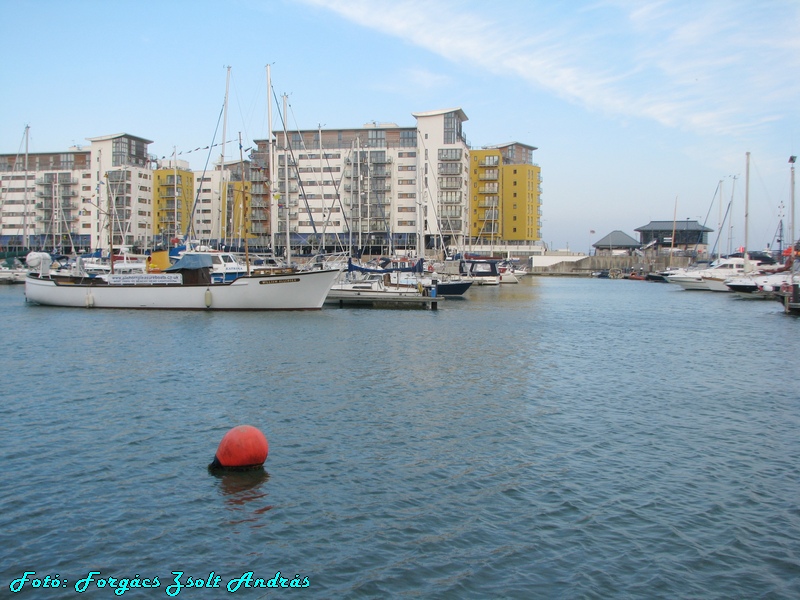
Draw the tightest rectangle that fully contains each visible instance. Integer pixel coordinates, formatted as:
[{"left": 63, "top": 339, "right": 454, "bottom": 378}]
[{"left": 1, "top": 278, "right": 799, "bottom": 598}]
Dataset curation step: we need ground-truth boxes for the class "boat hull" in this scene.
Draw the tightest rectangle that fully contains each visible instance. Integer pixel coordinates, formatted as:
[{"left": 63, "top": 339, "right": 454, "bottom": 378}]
[
  {"left": 433, "top": 280, "right": 473, "bottom": 296},
  {"left": 24, "top": 269, "right": 340, "bottom": 310},
  {"left": 666, "top": 275, "right": 710, "bottom": 291}
]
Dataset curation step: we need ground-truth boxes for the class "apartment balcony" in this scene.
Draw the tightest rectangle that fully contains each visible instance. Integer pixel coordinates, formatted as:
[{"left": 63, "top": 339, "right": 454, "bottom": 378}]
[
  {"left": 439, "top": 181, "right": 462, "bottom": 190},
  {"left": 440, "top": 221, "right": 463, "bottom": 233}
]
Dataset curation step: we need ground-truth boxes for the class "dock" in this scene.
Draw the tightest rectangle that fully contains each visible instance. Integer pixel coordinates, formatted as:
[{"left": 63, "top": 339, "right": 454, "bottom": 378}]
[{"left": 324, "top": 292, "right": 443, "bottom": 310}]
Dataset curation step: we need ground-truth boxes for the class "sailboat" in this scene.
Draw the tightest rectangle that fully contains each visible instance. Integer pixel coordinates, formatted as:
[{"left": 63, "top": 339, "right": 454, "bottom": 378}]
[
  {"left": 25, "top": 71, "right": 341, "bottom": 310},
  {"left": 24, "top": 247, "right": 340, "bottom": 310}
]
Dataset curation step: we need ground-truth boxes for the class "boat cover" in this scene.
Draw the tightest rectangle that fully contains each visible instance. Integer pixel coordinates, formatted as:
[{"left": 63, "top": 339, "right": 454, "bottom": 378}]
[
  {"left": 348, "top": 258, "right": 424, "bottom": 274},
  {"left": 165, "top": 253, "right": 214, "bottom": 271}
]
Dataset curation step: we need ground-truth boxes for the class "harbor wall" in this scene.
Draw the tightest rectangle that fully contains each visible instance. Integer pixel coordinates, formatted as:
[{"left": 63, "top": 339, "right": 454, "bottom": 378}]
[{"left": 529, "top": 255, "right": 693, "bottom": 276}]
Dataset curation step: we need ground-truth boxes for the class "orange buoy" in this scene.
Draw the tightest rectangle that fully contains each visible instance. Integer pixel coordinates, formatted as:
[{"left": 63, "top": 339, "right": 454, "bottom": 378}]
[{"left": 209, "top": 425, "right": 268, "bottom": 471}]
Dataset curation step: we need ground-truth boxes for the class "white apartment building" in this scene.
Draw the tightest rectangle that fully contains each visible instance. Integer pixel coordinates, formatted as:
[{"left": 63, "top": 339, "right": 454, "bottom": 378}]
[
  {"left": 0, "top": 132, "right": 156, "bottom": 253},
  {"left": 0, "top": 138, "right": 92, "bottom": 252},
  {"left": 85, "top": 134, "right": 155, "bottom": 252},
  {"left": 255, "top": 108, "right": 470, "bottom": 257},
  {"left": 192, "top": 169, "right": 223, "bottom": 243},
  {"left": 2, "top": 111, "right": 473, "bottom": 257}
]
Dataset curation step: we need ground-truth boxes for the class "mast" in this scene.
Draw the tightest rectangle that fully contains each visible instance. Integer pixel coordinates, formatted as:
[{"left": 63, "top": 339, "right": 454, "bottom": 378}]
[
  {"left": 318, "top": 122, "right": 325, "bottom": 256},
  {"left": 220, "top": 66, "right": 231, "bottom": 246},
  {"left": 744, "top": 151, "right": 750, "bottom": 272},
  {"left": 791, "top": 155, "right": 796, "bottom": 252},
  {"left": 23, "top": 125, "right": 30, "bottom": 250},
  {"left": 283, "top": 93, "right": 291, "bottom": 265},
  {"left": 267, "top": 64, "right": 277, "bottom": 255},
  {"left": 173, "top": 146, "right": 179, "bottom": 244},
  {"left": 717, "top": 180, "right": 723, "bottom": 261},
  {"left": 106, "top": 172, "right": 114, "bottom": 275},
  {"left": 669, "top": 195, "right": 678, "bottom": 268},
  {"left": 239, "top": 132, "right": 250, "bottom": 275},
  {"left": 356, "top": 137, "right": 362, "bottom": 253}
]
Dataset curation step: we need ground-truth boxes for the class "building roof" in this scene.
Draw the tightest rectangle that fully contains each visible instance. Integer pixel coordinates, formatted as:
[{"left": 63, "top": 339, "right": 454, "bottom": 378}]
[
  {"left": 411, "top": 108, "right": 468, "bottom": 121},
  {"left": 483, "top": 142, "right": 538, "bottom": 152},
  {"left": 593, "top": 230, "right": 641, "bottom": 249},
  {"left": 86, "top": 133, "right": 154, "bottom": 144},
  {"left": 635, "top": 220, "right": 713, "bottom": 232}
]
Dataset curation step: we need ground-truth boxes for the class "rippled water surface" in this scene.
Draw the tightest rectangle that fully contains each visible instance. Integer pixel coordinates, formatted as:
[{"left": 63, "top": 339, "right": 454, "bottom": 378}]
[{"left": 1, "top": 278, "right": 799, "bottom": 598}]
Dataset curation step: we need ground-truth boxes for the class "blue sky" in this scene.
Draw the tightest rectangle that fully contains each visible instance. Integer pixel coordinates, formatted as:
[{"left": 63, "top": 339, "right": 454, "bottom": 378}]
[{"left": 2, "top": 0, "right": 798, "bottom": 253}]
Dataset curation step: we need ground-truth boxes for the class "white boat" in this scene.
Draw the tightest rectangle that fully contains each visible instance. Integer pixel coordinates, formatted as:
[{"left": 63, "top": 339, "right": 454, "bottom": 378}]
[
  {"left": 463, "top": 259, "right": 502, "bottom": 285},
  {"left": 0, "top": 257, "right": 27, "bottom": 284},
  {"left": 498, "top": 260, "right": 524, "bottom": 282},
  {"left": 24, "top": 252, "right": 339, "bottom": 310},
  {"left": 725, "top": 271, "right": 792, "bottom": 299},
  {"left": 339, "top": 256, "right": 470, "bottom": 297},
  {"left": 666, "top": 257, "right": 753, "bottom": 291},
  {"left": 325, "top": 272, "right": 441, "bottom": 308}
]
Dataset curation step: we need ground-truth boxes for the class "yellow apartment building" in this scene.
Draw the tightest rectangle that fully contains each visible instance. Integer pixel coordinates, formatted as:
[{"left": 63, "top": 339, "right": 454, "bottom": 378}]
[{"left": 470, "top": 142, "right": 541, "bottom": 245}]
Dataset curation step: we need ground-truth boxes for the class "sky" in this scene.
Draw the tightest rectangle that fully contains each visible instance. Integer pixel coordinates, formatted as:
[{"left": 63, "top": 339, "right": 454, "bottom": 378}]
[{"left": 2, "top": 0, "right": 799, "bottom": 254}]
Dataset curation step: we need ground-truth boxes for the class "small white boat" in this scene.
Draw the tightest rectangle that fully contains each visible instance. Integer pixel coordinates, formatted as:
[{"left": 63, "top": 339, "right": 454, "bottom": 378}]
[
  {"left": 724, "top": 271, "right": 792, "bottom": 299},
  {"left": 0, "top": 258, "right": 27, "bottom": 284},
  {"left": 666, "top": 257, "right": 754, "bottom": 291},
  {"left": 325, "top": 273, "right": 440, "bottom": 308},
  {"left": 464, "top": 259, "right": 501, "bottom": 285},
  {"left": 24, "top": 252, "right": 339, "bottom": 310}
]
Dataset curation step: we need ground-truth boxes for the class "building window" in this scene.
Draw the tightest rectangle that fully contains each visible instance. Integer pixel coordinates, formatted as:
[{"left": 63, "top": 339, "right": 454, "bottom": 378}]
[
  {"left": 400, "top": 131, "right": 416, "bottom": 147},
  {"left": 443, "top": 111, "right": 462, "bottom": 145},
  {"left": 368, "top": 129, "right": 385, "bottom": 148}
]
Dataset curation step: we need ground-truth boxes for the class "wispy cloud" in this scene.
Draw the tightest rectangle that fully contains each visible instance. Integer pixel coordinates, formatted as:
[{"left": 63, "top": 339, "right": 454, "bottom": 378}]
[{"left": 296, "top": 0, "right": 800, "bottom": 138}]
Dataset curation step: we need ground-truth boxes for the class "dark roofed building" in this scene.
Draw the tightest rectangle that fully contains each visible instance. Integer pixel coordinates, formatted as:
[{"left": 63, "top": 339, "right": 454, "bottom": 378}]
[
  {"left": 635, "top": 220, "right": 713, "bottom": 256},
  {"left": 592, "top": 230, "right": 641, "bottom": 255}
]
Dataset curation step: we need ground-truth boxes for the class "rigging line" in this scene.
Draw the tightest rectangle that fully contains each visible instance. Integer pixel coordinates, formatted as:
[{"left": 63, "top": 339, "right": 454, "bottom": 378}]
[
  {"left": 184, "top": 101, "right": 226, "bottom": 242},
  {"left": 322, "top": 145, "right": 352, "bottom": 240},
  {"left": 164, "top": 137, "right": 246, "bottom": 159},
  {"left": 709, "top": 197, "right": 734, "bottom": 258},
  {"left": 228, "top": 70, "right": 252, "bottom": 151},
  {"left": 694, "top": 181, "right": 721, "bottom": 255},
  {"left": 275, "top": 96, "right": 318, "bottom": 239}
]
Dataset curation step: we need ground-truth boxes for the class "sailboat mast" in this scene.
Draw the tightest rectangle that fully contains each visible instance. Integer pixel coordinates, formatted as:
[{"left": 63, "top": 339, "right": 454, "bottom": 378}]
[
  {"left": 267, "top": 64, "right": 276, "bottom": 255},
  {"left": 106, "top": 172, "right": 114, "bottom": 275},
  {"left": 220, "top": 66, "right": 231, "bottom": 246},
  {"left": 791, "top": 155, "right": 796, "bottom": 252},
  {"left": 173, "top": 146, "right": 178, "bottom": 243},
  {"left": 283, "top": 93, "right": 291, "bottom": 265},
  {"left": 717, "top": 180, "right": 723, "bottom": 261},
  {"left": 744, "top": 151, "right": 750, "bottom": 272},
  {"left": 239, "top": 132, "right": 250, "bottom": 275},
  {"left": 669, "top": 196, "right": 677, "bottom": 268},
  {"left": 23, "top": 125, "right": 29, "bottom": 250},
  {"left": 318, "top": 122, "right": 326, "bottom": 257}
]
